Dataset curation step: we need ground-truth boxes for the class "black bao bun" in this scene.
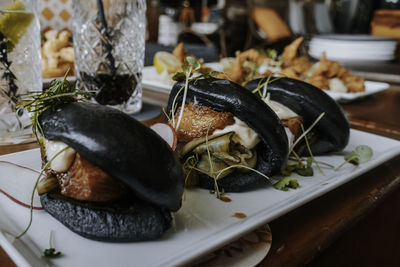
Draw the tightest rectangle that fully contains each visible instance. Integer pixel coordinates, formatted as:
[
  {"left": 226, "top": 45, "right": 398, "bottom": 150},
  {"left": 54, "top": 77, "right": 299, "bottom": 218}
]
[
  {"left": 40, "top": 193, "right": 172, "bottom": 242},
  {"left": 38, "top": 102, "right": 185, "bottom": 242},
  {"left": 245, "top": 77, "right": 350, "bottom": 155},
  {"left": 166, "top": 78, "right": 289, "bottom": 192}
]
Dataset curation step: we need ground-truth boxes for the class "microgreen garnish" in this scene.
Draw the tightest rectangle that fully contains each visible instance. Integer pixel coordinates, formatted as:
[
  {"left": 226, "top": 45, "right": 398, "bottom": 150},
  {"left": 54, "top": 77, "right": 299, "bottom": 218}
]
[
  {"left": 171, "top": 56, "right": 201, "bottom": 131},
  {"left": 259, "top": 48, "right": 283, "bottom": 69},
  {"left": 43, "top": 231, "right": 62, "bottom": 258},
  {"left": 14, "top": 72, "right": 96, "bottom": 239},
  {"left": 215, "top": 164, "right": 271, "bottom": 181},
  {"left": 279, "top": 113, "right": 327, "bottom": 187},
  {"left": 180, "top": 122, "right": 224, "bottom": 199},
  {"left": 268, "top": 49, "right": 283, "bottom": 69},
  {"left": 289, "top": 113, "right": 325, "bottom": 154},
  {"left": 336, "top": 145, "right": 373, "bottom": 170},
  {"left": 243, "top": 61, "right": 260, "bottom": 82},
  {"left": 183, "top": 154, "right": 198, "bottom": 181},
  {"left": 170, "top": 85, "right": 185, "bottom": 129},
  {"left": 15, "top": 146, "right": 69, "bottom": 239},
  {"left": 300, "top": 124, "right": 324, "bottom": 175},
  {"left": 274, "top": 177, "right": 299, "bottom": 191},
  {"left": 204, "top": 123, "right": 222, "bottom": 198},
  {"left": 181, "top": 120, "right": 272, "bottom": 200},
  {"left": 264, "top": 48, "right": 278, "bottom": 60},
  {"left": 17, "top": 73, "right": 92, "bottom": 147},
  {"left": 17, "top": 72, "right": 89, "bottom": 115},
  {"left": 251, "top": 75, "right": 282, "bottom": 101},
  {"left": 170, "top": 57, "right": 221, "bottom": 130},
  {"left": 281, "top": 159, "right": 313, "bottom": 177},
  {"left": 162, "top": 107, "right": 171, "bottom": 122}
]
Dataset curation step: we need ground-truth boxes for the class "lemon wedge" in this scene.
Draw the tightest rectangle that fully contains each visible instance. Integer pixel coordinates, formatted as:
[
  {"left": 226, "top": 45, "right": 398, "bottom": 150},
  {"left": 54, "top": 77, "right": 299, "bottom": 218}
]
[
  {"left": 153, "top": 51, "right": 181, "bottom": 74},
  {"left": 0, "top": 1, "right": 34, "bottom": 52}
]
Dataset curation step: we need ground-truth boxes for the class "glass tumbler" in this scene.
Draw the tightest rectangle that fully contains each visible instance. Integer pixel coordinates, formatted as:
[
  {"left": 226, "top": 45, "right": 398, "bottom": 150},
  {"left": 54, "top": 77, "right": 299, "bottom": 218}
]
[
  {"left": 0, "top": 0, "right": 41, "bottom": 134},
  {"left": 72, "top": 0, "right": 146, "bottom": 114}
]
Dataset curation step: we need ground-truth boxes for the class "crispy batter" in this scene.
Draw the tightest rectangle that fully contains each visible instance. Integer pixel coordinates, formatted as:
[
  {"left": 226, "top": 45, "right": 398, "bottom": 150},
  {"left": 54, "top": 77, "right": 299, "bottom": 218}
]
[
  {"left": 238, "top": 48, "right": 266, "bottom": 65},
  {"left": 58, "top": 153, "right": 127, "bottom": 202},
  {"left": 309, "top": 53, "right": 365, "bottom": 92},
  {"left": 308, "top": 75, "right": 329, "bottom": 90},
  {"left": 312, "top": 53, "right": 341, "bottom": 78},
  {"left": 291, "top": 57, "right": 311, "bottom": 75},
  {"left": 282, "top": 116, "right": 304, "bottom": 139},
  {"left": 42, "top": 29, "right": 74, "bottom": 78},
  {"left": 184, "top": 35, "right": 366, "bottom": 92},
  {"left": 343, "top": 76, "right": 365, "bottom": 92},
  {"left": 173, "top": 102, "right": 235, "bottom": 142},
  {"left": 172, "top": 42, "right": 211, "bottom": 75},
  {"left": 221, "top": 48, "right": 272, "bottom": 84},
  {"left": 224, "top": 52, "right": 246, "bottom": 83},
  {"left": 224, "top": 49, "right": 270, "bottom": 84},
  {"left": 172, "top": 42, "right": 188, "bottom": 63},
  {"left": 280, "top": 57, "right": 311, "bottom": 79},
  {"left": 280, "top": 67, "right": 299, "bottom": 79},
  {"left": 282, "top": 37, "right": 304, "bottom": 67}
]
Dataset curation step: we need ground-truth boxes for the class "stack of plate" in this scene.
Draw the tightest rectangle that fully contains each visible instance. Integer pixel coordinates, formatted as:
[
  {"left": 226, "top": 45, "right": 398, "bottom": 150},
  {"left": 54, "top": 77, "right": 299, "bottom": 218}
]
[{"left": 309, "top": 34, "right": 398, "bottom": 62}]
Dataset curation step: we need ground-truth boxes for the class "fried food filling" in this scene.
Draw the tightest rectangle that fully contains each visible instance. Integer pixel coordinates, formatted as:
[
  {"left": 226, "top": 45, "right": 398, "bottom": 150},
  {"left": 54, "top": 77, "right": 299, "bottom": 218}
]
[
  {"left": 58, "top": 153, "right": 127, "bottom": 202},
  {"left": 174, "top": 102, "right": 235, "bottom": 142},
  {"left": 171, "top": 102, "right": 305, "bottom": 185},
  {"left": 41, "top": 141, "right": 126, "bottom": 202},
  {"left": 214, "top": 36, "right": 365, "bottom": 92},
  {"left": 172, "top": 102, "right": 260, "bottom": 184},
  {"left": 282, "top": 116, "right": 304, "bottom": 140},
  {"left": 280, "top": 37, "right": 365, "bottom": 93}
]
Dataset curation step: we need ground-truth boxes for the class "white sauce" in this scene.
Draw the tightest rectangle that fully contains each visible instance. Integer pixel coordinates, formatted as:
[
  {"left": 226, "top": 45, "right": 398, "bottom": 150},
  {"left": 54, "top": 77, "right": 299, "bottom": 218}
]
[
  {"left": 329, "top": 78, "right": 348, "bottom": 93},
  {"left": 265, "top": 99, "right": 298, "bottom": 120},
  {"left": 284, "top": 127, "right": 295, "bottom": 148},
  {"left": 257, "top": 63, "right": 270, "bottom": 75},
  {"left": 213, "top": 117, "right": 259, "bottom": 149},
  {"left": 154, "top": 69, "right": 175, "bottom": 85},
  {"left": 44, "top": 140, "right": 76, "bottom": 172}
]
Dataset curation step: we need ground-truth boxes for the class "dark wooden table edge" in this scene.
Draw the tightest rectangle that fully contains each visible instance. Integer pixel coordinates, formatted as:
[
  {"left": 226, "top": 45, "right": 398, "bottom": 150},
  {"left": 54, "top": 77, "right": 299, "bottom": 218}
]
[{"left": 260, "top": 152, "right": 400, "bottom": 266}]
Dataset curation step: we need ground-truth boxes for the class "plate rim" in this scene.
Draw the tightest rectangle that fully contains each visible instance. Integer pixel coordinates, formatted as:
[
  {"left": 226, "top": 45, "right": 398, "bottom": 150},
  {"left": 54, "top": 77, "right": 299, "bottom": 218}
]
[{"left": 142, "top": 65, "right": 391, "bottom": 102}]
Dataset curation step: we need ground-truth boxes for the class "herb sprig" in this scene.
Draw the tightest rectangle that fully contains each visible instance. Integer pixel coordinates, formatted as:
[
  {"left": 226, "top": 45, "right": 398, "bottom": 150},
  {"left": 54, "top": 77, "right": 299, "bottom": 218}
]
[
  {"left": 17, "top": 73, "right": 91, "bottom": 116},
  {"left": 251, "top": 75, "right": 282, "bottom": 101},
  {"left": 274, "top": 177, "right": 299, "bottom": 191},
  {"left": 170, "top": 56, "right": 221, "bottom": 130},
  {"left": 43, "top": 231, "right": 62, "bottom": 258},
  {"left": 16, "top": 146, "right": 69, "bottom": 239},
  {"left": 17, "top": 73, "right": 92, "bottom": 146},
  {"left": 336, "top": 145, "right": 373, "bottom": 170},
  {"left": 15, "top": 73, "right": 92, "bottom": 239},
  {"left": 170, "top": 57, "right": 200, "bottom": 130}
]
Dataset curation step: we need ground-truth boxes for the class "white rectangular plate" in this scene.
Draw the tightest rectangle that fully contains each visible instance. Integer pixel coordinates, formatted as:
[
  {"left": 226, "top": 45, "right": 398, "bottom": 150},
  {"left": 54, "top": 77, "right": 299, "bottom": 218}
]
[
  {"left": 1, "top": 129, "right": 400, "bottom": 267},
  {"left": 142, "top": 62, "right": 222, "bottom": 94},
  {"left": 142, "top": 65, "right": 174, "bottom": 92},
  {"left": 142, "top": 65, "right": 389, "bottom": 103},
  {"left": 323, "top": 81, "right": 389, "bottom": 102}
]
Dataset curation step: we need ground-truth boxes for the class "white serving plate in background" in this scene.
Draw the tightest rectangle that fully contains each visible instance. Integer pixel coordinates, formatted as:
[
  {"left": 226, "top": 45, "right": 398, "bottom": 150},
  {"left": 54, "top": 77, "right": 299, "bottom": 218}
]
[
  {"left": 324, "top": 81, "right": 389, "bottom": 102},
  {"left": 143, "top": 65, "right": 390, "bottom": 103}
]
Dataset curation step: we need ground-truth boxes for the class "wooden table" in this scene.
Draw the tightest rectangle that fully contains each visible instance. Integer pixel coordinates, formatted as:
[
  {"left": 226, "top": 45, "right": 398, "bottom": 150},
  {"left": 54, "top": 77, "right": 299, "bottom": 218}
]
[
  {"left": 260, "top": 84, "right": 400, "bottom": 267},
  {"left": 1, "top": 85, "right": 400, "bottom": 267}
]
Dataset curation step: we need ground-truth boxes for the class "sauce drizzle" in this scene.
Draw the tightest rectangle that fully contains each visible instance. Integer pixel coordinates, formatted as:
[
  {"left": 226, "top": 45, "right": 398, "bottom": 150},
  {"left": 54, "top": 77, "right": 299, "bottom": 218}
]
[
  {"left": 220, "top": 196, "right": 232, "bottom": 202},
  {"left": 233, "top": 212, "right": 247, "bottom": 219}
]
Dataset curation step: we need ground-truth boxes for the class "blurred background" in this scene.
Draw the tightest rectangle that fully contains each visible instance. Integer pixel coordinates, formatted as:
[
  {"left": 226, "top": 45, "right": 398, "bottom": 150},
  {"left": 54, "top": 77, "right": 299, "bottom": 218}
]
[{"left": 38, "top": 0, "right": 400, "bottom": 59}]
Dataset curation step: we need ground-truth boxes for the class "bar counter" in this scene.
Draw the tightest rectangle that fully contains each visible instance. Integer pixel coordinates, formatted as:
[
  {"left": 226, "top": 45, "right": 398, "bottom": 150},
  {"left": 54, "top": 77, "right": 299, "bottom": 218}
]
[{"left": 1, "top": 84, "right": 400, "bottom": 267}]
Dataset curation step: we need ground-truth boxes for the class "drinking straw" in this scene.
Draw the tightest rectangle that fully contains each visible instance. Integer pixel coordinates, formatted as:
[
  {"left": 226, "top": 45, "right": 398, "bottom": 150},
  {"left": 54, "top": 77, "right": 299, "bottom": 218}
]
[{"left": 96, "top": 0, "right": 116, "bottom": 74}]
